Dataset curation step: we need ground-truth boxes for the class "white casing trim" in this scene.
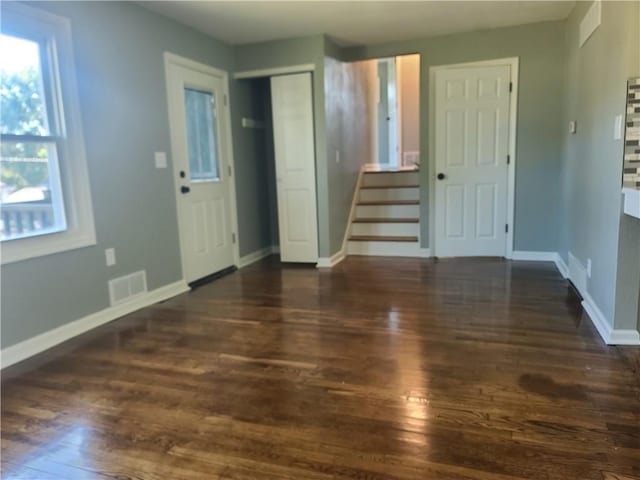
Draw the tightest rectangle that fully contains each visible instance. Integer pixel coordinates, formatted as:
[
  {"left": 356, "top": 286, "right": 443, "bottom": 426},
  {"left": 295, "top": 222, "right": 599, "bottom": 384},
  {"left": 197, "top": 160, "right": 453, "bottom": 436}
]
[
  {"left": 1, "top": 280, "right": 190, "bottom": 369},
  {"left": 238, "top": 246, "right": 279, "bottom": 268},
  {"left": 233, "top": 64, "right": 315, "bottom": 80},
  {"left": 420, "top": 248, "right": 431, "bottom": 258},
  {"left": 342, "top": 166, "right": 366, "bottom": 253},
  {"left": 317, "top": 250, "right": 345, "bottom": 268}
]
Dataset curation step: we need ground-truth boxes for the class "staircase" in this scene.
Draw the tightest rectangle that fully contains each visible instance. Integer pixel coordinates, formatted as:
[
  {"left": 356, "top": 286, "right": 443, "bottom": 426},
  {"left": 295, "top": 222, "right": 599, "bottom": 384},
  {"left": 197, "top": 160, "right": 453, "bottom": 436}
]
[{"left": 347, "top": 170, "right": 422, "bottom": 257}]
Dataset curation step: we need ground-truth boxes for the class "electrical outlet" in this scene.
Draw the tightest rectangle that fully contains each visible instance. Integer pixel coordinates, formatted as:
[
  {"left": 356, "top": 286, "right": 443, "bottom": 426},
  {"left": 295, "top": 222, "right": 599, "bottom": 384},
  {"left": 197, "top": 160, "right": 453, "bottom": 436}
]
[
  {"left": 105, "top": 248, "right": 116, "bottom": 267},
  {"left": 154, "top": 151, "right": 167, "bottom": 169},
  {"left": 586, "top": 258, "right": 592, "bottom": 278}
]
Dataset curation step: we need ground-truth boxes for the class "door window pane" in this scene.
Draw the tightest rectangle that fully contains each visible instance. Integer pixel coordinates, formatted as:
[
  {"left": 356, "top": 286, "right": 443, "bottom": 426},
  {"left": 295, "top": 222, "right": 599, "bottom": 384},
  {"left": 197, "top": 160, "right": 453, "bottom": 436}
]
[
  {"left": 0, "top": 34, "right": 50, "bottom": 136},
  {"left": 0, "top": 141, "right": 67, "bottom": 240},
  {"left": 184, "top": 88, "right": 219, "bottom": 181}
]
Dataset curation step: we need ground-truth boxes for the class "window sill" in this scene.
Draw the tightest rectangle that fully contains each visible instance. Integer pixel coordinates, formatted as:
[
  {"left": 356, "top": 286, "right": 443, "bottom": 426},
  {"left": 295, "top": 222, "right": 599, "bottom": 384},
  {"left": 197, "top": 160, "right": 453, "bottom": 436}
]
[{"left": 1, "top": 227, "right": 96, "bottom": 265}]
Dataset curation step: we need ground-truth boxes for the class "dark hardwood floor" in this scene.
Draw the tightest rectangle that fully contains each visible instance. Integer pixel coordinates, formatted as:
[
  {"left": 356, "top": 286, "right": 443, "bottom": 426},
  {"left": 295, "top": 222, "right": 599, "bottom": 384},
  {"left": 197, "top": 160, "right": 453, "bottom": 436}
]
[{"left": 2, "top": 256, "right": 639, "bottom": 479}]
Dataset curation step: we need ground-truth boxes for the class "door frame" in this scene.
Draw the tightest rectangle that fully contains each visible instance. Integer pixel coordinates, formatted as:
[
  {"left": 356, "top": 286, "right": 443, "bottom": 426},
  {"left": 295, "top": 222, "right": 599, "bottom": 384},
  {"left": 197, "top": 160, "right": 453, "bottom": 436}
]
[
  {"left": 377, "top": 58, "right": 400, "bottom": 167},
  {"left": 428, "top": 57, "right": 519, "bottom": 259},
  {"left": 164, "top": 52, "right": 240, "bottom": 280}
]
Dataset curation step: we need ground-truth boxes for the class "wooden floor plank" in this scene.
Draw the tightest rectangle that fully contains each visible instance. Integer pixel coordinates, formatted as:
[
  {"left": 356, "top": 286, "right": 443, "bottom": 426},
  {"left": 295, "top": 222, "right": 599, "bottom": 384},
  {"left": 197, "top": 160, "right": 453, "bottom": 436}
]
[{"left": 2, "top": 256, "right": 639, "bottom": 480}]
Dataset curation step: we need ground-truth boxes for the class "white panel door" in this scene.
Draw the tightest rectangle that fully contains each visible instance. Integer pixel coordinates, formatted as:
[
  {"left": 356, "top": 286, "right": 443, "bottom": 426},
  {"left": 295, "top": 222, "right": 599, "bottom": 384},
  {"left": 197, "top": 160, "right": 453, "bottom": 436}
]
[
  {"left": 271, "top": 73, "right": 318, "bottom": 263},
  {"left": 434, "top": 65, "right": 511, "bottom": 257},
  {"left": 167, "top": 61, "right": 235, "bottom": 282}
]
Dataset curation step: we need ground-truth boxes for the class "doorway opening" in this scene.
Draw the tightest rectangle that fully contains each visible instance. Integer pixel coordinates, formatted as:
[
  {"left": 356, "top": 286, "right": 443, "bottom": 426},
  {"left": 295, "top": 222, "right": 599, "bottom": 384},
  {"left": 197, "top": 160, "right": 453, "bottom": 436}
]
[
  {"left": 375, "top": 54, "right": 420, "bottom": 170},
  {"left": 236, "top": 70, "right": 319, "bottom": 264}
]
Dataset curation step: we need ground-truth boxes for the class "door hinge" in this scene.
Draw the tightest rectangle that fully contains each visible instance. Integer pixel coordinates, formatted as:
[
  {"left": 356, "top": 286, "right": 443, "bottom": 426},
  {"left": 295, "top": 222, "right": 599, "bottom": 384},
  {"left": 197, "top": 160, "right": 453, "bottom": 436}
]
[
  {"left": 509, "top": 82, "right": 513, "bottom": 93},
  {"left": 232, "top": 232, "right": 236, "bottom": 244},
  {"left": 507, "top": 154, "right": 511, "bottom": 165},
  {"left": 228, "top": 165, "right": 232, "bottom": 177},
  {"left": 505, "top": 224, "right": 509, "bottom": 233}
]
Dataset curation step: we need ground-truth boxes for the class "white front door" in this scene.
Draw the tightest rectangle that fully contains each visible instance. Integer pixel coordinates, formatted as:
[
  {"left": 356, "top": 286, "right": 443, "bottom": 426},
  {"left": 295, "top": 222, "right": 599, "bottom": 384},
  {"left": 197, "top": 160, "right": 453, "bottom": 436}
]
[
  {"left": 166, "top": 58, "right": 236, "bottom": 283},
  {"left": 434, "top": 64, "right": 511, "bottom": 257},
  {"left": 270, "top": 73, "right": 319, "bottom": 263}
]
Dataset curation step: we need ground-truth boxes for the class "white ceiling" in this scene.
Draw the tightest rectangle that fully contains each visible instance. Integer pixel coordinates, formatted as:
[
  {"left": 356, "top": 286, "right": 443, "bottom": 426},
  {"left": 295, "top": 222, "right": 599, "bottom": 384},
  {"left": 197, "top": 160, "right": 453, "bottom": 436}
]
[{"left": 141, "top": 1, "right": 575, "bottom": 47}]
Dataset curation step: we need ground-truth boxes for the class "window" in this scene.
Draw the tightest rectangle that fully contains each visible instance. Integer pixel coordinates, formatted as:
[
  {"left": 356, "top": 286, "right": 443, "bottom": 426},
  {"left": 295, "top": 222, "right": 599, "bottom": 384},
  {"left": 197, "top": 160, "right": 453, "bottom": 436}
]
[
  {"left": 1, "top": 3, "right": 95, "bottom": 264},
  {"left": 184, "top": 87, "right": 220, "bottom": 181}
]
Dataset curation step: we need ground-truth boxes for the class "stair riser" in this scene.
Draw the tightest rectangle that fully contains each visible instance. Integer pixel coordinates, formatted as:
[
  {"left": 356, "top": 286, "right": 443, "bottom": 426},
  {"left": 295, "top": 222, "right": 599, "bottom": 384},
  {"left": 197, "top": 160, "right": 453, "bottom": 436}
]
[
  {"left": 351, "top": 222, "right": 420, "bottom": 237},
  {"left": 362, "top": 172, "right": 419, "bottom": 187},
  {"left": 348, "top": 240, "right": 422, "bottom": 257},
  {"left": 359, "top": 188, "right": 419, "bottom": 202},
  {"left": 356, "top": 204, "right": 420, "bottom": 218}
]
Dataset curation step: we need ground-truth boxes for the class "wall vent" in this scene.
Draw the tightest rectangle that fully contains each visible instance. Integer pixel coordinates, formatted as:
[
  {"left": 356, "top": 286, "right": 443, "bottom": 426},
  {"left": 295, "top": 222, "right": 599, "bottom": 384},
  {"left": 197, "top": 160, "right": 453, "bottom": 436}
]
[
  {"left": 579, "top": 0, "right": 601, "bottom": 48},
  {"left": 108, "top": 270, "right": 148, "bottom": 306},
  {"left": 568, "top": 252, "right": 588, "bottom": 297}
]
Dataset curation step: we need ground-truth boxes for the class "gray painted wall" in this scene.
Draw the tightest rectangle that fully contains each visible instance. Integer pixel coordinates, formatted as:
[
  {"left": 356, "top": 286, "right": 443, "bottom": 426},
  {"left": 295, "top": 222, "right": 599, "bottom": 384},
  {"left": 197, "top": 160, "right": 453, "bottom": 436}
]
[
  {"left": 0, "top": 1, "right": 272, "bottom": 348},
  {"left": 324, "top": 57, "right": 378, "bottom": 254},
  {"left": 561, "top": 0, "right": 640, "bottom": 329},
  {"left": 343, "top": 21, "right": 566, "bottom": 252}
]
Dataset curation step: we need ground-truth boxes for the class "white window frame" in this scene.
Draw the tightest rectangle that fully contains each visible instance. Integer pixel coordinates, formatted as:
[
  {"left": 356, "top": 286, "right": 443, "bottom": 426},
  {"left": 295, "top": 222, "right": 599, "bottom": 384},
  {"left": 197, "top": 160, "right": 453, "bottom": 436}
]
[{"left": 1, "top": 3, "right": 95, "bottom": 264}]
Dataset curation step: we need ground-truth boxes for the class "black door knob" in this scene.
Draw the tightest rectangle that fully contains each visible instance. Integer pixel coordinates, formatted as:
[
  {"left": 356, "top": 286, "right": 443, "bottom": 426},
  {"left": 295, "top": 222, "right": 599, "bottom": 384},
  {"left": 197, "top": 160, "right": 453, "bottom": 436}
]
[
  {"left": 437, "top": 173, "right": 446, "bottom": 180},
  {"left": 180, "top": 186, "right": 190, "bottom": 194}
]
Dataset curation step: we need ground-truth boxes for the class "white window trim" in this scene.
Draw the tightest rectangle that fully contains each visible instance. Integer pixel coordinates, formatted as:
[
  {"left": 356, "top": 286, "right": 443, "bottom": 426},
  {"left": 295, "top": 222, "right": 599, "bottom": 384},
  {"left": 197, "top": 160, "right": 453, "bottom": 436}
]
[{"left": 1, "top": 3, "right": 96, "bottom": 264}]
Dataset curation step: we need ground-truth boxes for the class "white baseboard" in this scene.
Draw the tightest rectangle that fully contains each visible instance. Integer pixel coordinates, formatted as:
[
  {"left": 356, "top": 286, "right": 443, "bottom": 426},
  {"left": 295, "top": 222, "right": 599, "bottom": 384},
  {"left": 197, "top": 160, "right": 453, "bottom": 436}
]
[
  {"left": 554, "top": 253, "right": 569, "bottom": 279},
  {"left": 238, "top": 245, "right": 278, "bottom": 268},
  {"left": 511, "top": 251, "right": 557, "bottom": 261},
  {"left": 317, "top": 249, "right": 345, "bottom": 268},
  {"left": 580, "top": 291, "right": 640, "bottom": 345},
  {"left": 0, "top": 280, "right": 190, "bottom": 369},
  {"left": 608, "top": 329, "right": 640, "bottom": 345},
  {"left": 581, "top": 291, "right": 613, "bottom": 344}
]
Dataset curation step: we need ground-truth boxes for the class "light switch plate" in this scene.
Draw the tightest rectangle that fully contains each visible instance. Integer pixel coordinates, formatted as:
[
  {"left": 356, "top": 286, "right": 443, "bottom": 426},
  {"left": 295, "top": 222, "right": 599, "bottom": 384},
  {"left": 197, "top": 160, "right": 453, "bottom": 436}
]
[
  {"left": 569, "top": 121, "right": 577, "bottom": 134},
  {"left": 105, "top": 248, "right": 116, "bottom": 266},
  {"left": 613, "top": 114, "right": 623, "bottom": 140},
  {"left": 154, "top": 151, "right": 167, "bottom": 169}
]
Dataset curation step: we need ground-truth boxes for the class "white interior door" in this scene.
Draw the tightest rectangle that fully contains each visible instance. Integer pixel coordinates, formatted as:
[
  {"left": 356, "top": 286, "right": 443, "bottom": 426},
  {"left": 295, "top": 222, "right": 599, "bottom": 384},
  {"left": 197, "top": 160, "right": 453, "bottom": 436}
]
[
  {"left": 434, "top": 64, "right": 511, "bottom": 257},
  {"left": 270, "top": 73, "right": 318, "bottom": 263},
  {"left": 166, "top": 59, "right": 236, "bottom": 282}
]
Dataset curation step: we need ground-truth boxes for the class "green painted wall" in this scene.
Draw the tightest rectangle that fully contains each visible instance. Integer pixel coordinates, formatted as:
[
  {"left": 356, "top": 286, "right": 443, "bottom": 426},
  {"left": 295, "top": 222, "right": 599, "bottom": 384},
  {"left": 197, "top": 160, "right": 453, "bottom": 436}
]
[
  {"left": 343, "top": 21, "right": 566, "bottom": 252},
  {"left": 561, "top": 0, "right": 640, "bottom": 329}
]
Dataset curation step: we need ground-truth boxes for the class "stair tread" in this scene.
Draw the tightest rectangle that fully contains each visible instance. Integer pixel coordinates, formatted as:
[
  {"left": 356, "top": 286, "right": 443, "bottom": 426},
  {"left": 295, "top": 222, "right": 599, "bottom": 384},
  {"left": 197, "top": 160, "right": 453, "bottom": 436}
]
[
  {"left": 364, "top": 170, "right": 419, "bottom": 174},
  {"left": 349, "top": 235, "right": 419, "bottom": 242},
  {"left": 357, "top": 200, "right": 419, "bottom": 205},
  {"left": 353, "top": 217, "right": 419, "bottom": 223},
  {"left": 360, "top": 184, "right": 419, "bottom": 189}
]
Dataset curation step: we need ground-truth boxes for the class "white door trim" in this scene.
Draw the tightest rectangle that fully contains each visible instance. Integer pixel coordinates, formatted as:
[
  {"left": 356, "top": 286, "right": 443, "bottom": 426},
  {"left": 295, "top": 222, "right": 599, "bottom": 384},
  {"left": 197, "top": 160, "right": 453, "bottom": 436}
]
[
  {"left": 428, "top": 57, "right": 519, "bottom": 258},
  {"left": 163, "top": 52, "right": 241, "bottom": 279},
  {"left": 233, "top": 63, "right": 315, "bottom": 80}
]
